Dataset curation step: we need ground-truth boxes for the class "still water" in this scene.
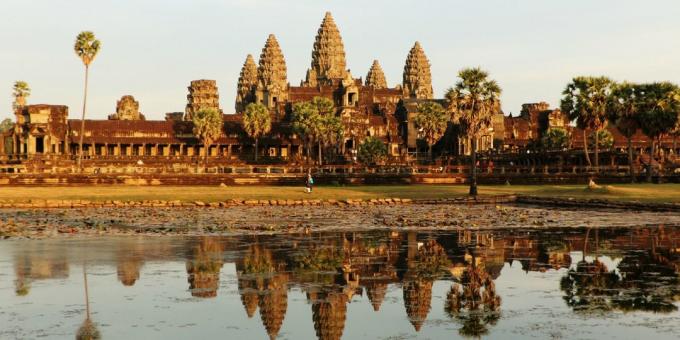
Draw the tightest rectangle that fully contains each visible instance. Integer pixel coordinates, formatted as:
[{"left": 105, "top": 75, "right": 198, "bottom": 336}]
[{"left": 2, "top": 227, "right": 680, "bottom": 339}]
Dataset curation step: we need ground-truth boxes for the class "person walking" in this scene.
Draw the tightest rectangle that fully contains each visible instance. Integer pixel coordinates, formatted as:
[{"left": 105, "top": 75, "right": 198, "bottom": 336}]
[{"left": 305, "top": 172, "right": 314, "bottom": 193}]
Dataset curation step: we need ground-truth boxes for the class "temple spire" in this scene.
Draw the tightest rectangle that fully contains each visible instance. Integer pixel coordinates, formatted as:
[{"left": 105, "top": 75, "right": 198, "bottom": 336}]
[
  {"left": 235, "top": 54, "right": 258, "bottom": 112},
  {"left": 257, "top": 34, "right": 288, "bottom": 92},
  {"left": 308, "top": 11, "right": 347, "bottom": 86},
  {"left": 365, "top": 60, "right": 387, "bottom": 89},
  {"left": 402, "top": 41, "right": 433, "bottom": 99}
]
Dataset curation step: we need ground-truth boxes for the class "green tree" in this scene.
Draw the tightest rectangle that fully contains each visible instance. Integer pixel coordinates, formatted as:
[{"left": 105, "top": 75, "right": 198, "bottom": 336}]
[
  {"left": 446, "top": 67, "right": 502, "bottom": 196},
  {"left": 311, "top": 97, "right": 336, "bottom": 165},
  {"left": 292, "top": 101, "right": 321, "bottom": 164},
  {"left": 242, "top": 103, "right": 271, "bottom": 162},
  {"left": 12, "top": 81, "right": 30, "bottom": 110},
  {"left": 74, "top": 31, "right": 101, "bottom": 169},
  {"left": 589, "top": 129, "right": 613, "bottom": 150},
  {"left": 412, "top": 101, "right": 447, "bottom": 161},
  {"left": 318, "top": 114, "right": 343, "bottom": 165},
  {"left": 0, "top": 118, "right": 13, "bottom": 133},
  {"left": 608, "top": 82, "right": 643, "bottom": 181},
  {"left": 541, "top": 128, "right": 570, "bottom": 151},
  {"left": 637, "top": 82, "right": 680, "bottom": 181},
  {"left": 292, "top": 97, "right": 337, "bottom": 165},
  {"left": 560, "top": 76, "right": 613, "bottom": 171},
  {"left": 357, "top": 137, "right": 387, "bottom": 165},
  {"left": 192, "top": 108, "right": 223, "bottom": 170}
]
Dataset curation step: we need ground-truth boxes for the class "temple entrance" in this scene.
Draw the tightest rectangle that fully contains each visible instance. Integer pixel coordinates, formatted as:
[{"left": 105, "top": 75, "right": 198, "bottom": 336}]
[{"left": 35, "top": 137, "right": 44, "bottom": 154}]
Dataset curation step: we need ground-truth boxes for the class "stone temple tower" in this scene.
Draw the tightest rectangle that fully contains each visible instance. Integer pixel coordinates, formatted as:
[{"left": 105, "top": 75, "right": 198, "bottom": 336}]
[
  {"left": 185, "top": 80, "right": 222, "bottom": 120},
  {"left": 305, "top": 12, "right": 348, "bottom": 86},
  {"left": 256, "top": 34, "right": 288, "bottom": 108},
  {"left": 402, "top": 42, "right": 433, "bottom": 100},
  {"left": 365, "top": 60, "right": 387, "bottom": 89},
  {"left": 235, "top": 54, "right": 258, "bottom": 112}
]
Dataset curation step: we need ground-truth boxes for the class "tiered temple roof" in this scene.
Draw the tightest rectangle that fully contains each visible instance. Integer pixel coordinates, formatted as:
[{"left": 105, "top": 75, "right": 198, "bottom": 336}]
[
  {"left": 402, "top": 42, "right": 433, "bottom": 100},
  {"left": 258, "top": 34, "right": 288, "bottom": 92},
  {"left": 185, "top": 80, "right": 221, "bottom": 120},
  {"left": 307, "top": 12, "right": 348, "bottom": 86},
  {"left": 365, "top": 60, "right": 387, "bottom": 89},
  {"left": 236, "top": 54, "right": 258, "bottom": 112}
]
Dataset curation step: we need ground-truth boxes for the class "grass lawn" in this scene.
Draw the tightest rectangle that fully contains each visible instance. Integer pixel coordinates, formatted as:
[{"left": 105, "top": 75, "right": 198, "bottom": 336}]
[{"left": 0, "top": 183, "right": 678, "bottom": 203}]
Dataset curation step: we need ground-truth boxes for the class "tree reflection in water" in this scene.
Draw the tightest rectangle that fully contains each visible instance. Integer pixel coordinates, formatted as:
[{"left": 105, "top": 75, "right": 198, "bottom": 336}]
[
  {"left": 76, "top": 264, "right": 101, "bottom": 340},
  {"left": 445, "top": 265, "right": 501, "bottom": 338},
  {"left": 561, "top": 227, "right": 680, "bottom": 314}
]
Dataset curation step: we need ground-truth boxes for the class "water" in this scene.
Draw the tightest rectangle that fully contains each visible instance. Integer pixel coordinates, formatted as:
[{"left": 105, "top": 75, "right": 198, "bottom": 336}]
[{"left": 2, "top": 227, "right": 680, "bottom": 339}]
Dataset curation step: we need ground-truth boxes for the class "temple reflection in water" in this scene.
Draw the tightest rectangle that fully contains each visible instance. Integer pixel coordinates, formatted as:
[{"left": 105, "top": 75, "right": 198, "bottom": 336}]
[{"left": 9, "top": 227, "right": 680, "bottom": 339}]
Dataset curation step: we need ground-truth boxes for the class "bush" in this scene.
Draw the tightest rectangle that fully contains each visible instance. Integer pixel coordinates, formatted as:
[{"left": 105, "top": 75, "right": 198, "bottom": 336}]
[
  {"left": 541, "top": 128, "right": 570, "bottom": 151},
  {"left": 589, "top": 129, "right": 614, "bottom": 150},
  {"left": 357, "top": 137, "right": 387, "bottom": 165}
]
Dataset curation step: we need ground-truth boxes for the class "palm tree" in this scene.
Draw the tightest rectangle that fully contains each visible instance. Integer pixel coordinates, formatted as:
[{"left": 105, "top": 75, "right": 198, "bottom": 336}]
[
  {"left": 318, "top": 115, "right": 343, "bottom": 165},
  {"left": 412, "top": 101, "right": 447, "bottom": 161},
  {"left": 292, "top": 102, "right": 321, "bottom": 164},
  {"left": 192, "top": 107, "right": 223, "bottom": 171},
  {"left": 311, "top": 97, "right": 336, "bottom": 165},
  {"left": 561, "top": 76, "right": 612, "bottom": 172},
  {"left": 12, "top": 81, "right": 30, "bottom": 110},
  {"left": 637, "top": 82, "right": 680, "bottom": 181},
  {"left": 243, "top": 103, "right": 271, "bottom": 162},
  {"left": 608, "top": 82, "right": 642, "bottom": 182},
  {"left": 74, "top": 31, "right": 101, "bottom": 170},
  {"left": 292, "top": 97, "right": 335, "bottom": 164},
  {"left": 447, "top": 68, "right": 502, "bottom": 196}
]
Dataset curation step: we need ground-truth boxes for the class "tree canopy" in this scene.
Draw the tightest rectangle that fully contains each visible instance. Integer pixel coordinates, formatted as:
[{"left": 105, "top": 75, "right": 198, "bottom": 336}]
[
  {"left": 412, "top": 101, "right": 447, "bottom": 156},
  {"left": 192, "top": 107, "right": 223, "bottom": 162},
  {"left": 541, "top": 128, "right": 570, "bottom": 151},
  {"left": 74, "top": 31, "right": 101, "bottom": 67},
  {"left": 357, "top": 137, "right": 387, "bottom": 165}
]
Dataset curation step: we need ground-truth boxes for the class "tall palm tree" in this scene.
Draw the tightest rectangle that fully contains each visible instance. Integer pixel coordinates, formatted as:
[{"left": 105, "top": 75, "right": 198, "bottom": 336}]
[
  {"left": 412, "top": 101, "right": 447, "bottom": 161},
  {"left": 447, "top": 67, "right": 501, "bottom": 196},
  {"left": 311, "top": 97, "right": 336, "bottom": 165},
  {"left": 243, "top": 103, "right": 272, "bottom": 162},
  {"left": 12, "top": 81, "right": 30, "bottom": 110},
  {"left": 192, "top": 107, "right": 224, "bottom": 170},
  {"left": 608, "top": 82, "right": 642, "bottom": 182},
  {"left": 561, "top": 76, "right": 612, "bottom": 172},
  {"left": 74, "top": 31, "right": 101, "bottom": 169},
  {"left": 291, "top": 101, "right": 321, "bottom": 164}
]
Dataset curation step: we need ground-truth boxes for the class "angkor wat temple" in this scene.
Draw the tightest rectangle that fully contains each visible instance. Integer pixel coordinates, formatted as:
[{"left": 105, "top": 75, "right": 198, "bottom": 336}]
[{"left": 1, "top": 12, "right": 678, "bottom": 174}]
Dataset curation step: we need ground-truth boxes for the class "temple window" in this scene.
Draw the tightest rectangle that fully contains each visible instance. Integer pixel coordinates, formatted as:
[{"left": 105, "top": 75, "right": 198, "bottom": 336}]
[{"left": 348, "top": 92, "right": 356, "bottom": 105}]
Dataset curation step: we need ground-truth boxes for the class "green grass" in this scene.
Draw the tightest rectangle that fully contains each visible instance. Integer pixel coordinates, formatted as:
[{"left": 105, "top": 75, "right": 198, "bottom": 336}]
[{"left": 0, "top": 183, "right": 678, "bottom": 203}]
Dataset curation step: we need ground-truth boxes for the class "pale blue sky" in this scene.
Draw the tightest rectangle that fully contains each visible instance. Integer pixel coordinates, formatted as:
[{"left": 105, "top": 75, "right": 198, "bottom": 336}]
[{"left": 1, "top": 0, "right": 679, "bottom": 121}]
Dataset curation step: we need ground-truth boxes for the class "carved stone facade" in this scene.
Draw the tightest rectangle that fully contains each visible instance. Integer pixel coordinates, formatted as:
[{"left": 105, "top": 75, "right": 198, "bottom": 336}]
[
  {"left": 185, "top": 80, "right": 221, "bottom": 120},
  {"left": 235, "top": 54, "right": 258, "bottom": 113},
  {"left": 109, "top": 95, "right": 145, "bottom": 121},
  {"left": 402, "top": 42, "right": 433, "bottom": 100},
  {"left": 365, "top": 60, "right": 387, "bottom": 89}
]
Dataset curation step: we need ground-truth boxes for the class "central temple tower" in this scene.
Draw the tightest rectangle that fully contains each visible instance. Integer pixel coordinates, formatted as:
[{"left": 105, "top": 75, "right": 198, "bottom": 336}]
[{"left": 305, "top": 12, "right": 349, "bottom": 86}]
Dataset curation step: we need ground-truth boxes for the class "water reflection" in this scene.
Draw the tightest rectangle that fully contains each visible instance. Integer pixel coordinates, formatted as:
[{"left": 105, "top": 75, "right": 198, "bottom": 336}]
[{"left": 4, "top": 226, "right": 680, "bottom": 339}]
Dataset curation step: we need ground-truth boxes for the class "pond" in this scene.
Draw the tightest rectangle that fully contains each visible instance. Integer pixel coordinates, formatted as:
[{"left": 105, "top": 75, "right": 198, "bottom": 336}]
[{"left": 2, "top": 227, "right": 680, "bottom": 339}]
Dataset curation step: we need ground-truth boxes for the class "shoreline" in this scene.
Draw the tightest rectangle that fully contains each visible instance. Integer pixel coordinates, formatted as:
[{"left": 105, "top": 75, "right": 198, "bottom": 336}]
[{"left": 2, "top": 199, "right": 680, "bottom": 240}]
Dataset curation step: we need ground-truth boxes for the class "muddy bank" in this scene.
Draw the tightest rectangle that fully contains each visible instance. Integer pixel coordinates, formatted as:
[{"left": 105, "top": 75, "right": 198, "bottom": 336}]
[{"left": 2, "top": 203, "right": 680, "bottom": 239}]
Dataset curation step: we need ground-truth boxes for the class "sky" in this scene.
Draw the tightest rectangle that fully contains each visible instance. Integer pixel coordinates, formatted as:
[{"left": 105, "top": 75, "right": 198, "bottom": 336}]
[{"left": 1, "top": 0, "right": 679, "bottom": 121}]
